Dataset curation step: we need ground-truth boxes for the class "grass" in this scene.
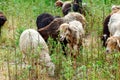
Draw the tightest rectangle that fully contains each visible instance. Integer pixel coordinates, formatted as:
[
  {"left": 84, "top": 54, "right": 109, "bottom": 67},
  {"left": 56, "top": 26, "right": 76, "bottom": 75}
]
[{"left": 0, "top": 0, "right": 120, "bottom": 80}]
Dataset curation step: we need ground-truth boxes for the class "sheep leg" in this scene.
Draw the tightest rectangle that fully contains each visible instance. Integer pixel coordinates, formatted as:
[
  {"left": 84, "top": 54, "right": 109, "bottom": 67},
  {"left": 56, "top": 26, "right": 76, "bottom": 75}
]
[
  {"left": 73, "top": 45, "right": 79, "bottom": 69},
  {"left": 73, "top": 55, "right": 77, "bottom": 69},
  {"left": 22, "top": 52, "right": 28, "bottom": 65}
]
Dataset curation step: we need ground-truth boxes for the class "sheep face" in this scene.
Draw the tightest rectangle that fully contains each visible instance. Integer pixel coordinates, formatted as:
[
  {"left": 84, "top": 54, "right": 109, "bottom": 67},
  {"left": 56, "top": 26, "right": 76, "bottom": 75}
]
[
  {"left": 106, "top": 37, "right": 120, "bottom": 53},
  {"left": 59, "top": 23, "right": 70, "bottom": 41}
]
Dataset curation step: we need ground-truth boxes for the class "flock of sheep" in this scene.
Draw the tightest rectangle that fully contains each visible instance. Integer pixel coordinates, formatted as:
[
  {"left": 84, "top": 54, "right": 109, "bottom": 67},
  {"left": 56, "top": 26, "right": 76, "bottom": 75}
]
[{"left": 1, "top": 0, "right": 120, "bottom": 77}]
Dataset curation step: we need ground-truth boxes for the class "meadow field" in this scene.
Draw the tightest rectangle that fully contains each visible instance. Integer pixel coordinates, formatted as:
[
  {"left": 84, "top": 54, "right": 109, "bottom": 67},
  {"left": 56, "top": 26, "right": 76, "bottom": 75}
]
[{"left": 0, "top": 0, "right": 120, "bottom": 80}]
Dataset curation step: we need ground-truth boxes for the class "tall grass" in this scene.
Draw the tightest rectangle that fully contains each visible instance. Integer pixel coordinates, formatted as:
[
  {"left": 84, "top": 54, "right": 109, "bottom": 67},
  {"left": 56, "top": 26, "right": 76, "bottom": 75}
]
[{"left": 0, "top": 0, "right": 120, "bottom": 80}]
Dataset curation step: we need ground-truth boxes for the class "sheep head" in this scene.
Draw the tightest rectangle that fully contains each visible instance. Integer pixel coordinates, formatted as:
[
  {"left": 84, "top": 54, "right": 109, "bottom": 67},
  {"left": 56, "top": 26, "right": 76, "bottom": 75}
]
[
  {"left": 106, "top": 36, "right": 120, "bottom": 53},
  {"left": 111, "top": 5, "right": 120, "bottom": 14},
  {"left": 59, "top": 23, "right": 70, "bottom": 42}
]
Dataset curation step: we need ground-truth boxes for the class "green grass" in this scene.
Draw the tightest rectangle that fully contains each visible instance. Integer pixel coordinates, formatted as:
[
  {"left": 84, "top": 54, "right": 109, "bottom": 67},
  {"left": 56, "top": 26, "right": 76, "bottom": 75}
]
[{"left": 0, "top": 0, "right": 120, "bottom": 80}]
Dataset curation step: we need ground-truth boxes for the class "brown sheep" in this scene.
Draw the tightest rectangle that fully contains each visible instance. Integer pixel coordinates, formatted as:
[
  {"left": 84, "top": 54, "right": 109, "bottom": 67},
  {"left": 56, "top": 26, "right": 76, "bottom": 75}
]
[{"left": 38, "top": 18, "right": 64, "bottom": 42}]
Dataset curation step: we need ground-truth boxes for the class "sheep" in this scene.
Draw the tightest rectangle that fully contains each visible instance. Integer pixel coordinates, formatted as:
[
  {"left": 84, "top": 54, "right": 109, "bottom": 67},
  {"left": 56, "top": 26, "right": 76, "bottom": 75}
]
[
  {"left": 59, "top": 20, "right": 85, "bottom": 68},
  {"left": 106, "top": 36, "right": 120, "bottom": 53},
  {"left": 38, "top": 12, "right": 86, "bottom": 57},
  {"left": 105, "top": 6, "right": 120, "bottom": 53},
  {"left": 59, "top": 20, "right": 85, "bottom": 46},
  {"left": 0, "top": 12, "right": 7, "bottom": 36},
  {"left": 19, "top": 29, "right": 55, "bottom": 76},
  {"left": 55, "top": 0, "right": 83, "bottom": 15},
  {"left": 38, "top": 12, "right": 86, "bottom": 42},
  {"left": 36, "top": 13, "right": 60, "bottom": 30},
  {"left": 101, "top": 5, "right": 120, "bottom": 47}
]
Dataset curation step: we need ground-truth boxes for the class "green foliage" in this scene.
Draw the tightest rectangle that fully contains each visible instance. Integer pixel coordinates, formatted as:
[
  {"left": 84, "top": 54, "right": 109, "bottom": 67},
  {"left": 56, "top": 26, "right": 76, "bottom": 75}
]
[{"left": 15, "top": 26, "right": 27, "bottom": 46}]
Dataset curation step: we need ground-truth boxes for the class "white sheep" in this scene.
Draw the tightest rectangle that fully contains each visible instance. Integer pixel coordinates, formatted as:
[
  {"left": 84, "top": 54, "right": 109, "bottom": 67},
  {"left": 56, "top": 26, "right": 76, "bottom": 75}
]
[
  {"left": 106, "top": 10, "right": 120, "bottom": 53},
  {"left": 59, "top": 20, "right": 85, "bottom": 68},
  {"left": 19, "top": 29, "right": 55, "bottom": 76},
  {"left": 59, "top": 20, "right": 85, "bottom": 43}
]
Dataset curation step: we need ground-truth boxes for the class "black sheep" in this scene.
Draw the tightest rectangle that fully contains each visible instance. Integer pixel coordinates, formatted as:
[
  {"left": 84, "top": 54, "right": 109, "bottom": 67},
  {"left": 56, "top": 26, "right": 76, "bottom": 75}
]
[{"left": 0, "top": 12, "right": 7, "bottom": 36}]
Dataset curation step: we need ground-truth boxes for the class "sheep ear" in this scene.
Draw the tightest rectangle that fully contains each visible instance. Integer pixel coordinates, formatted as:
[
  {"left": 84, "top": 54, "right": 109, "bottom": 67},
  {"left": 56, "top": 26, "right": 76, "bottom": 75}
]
[{"left": 117, "top": 39, "right": 120, "bottom": 47}]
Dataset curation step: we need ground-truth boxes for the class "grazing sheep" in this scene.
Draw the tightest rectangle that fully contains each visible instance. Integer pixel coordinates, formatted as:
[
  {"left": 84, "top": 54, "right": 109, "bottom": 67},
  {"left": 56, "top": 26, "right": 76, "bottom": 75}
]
[
  {"left": 59, "top": 20, "right": 85, "bottom": 51},
  {"left": 55, "top": 0, "right": 83, "bottom": 15},
  {"left": 38, "top": 12, "right": 86, "bottom": 57},
  {"left": 59, "top": 20, "right": 85, "bottom": 68},
  {"left": 101, "top": 5, "right": 120, "bottom": 47},
  {"left": 19, "top": 29, "right": 55, "bottom": 76},
  {"left": 38, "top": 12, "right": 86, "bottom": 42},
  {"left": 106, "top": 36, "right": 120, "bottom": 53},
  {"left": 0, "top": 12, "right": 7, "bottom": 36},
  {"left": 105, "top": 6, "right": 120, "bottom": 53}
]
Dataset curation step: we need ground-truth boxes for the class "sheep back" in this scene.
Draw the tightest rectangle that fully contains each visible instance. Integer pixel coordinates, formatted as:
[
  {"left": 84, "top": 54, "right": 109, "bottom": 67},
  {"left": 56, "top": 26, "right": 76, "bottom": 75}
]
[
  {"left": 38, "top": 18, "right": 64, "bottom": 41},
  {"left": 63, "top": 12, "right": 86, "bottom": 28},
  {"left": 19, "top": 29, "right": 49, "bottom": 54}
]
